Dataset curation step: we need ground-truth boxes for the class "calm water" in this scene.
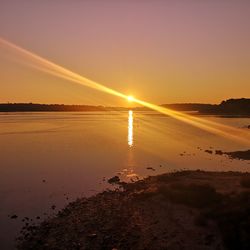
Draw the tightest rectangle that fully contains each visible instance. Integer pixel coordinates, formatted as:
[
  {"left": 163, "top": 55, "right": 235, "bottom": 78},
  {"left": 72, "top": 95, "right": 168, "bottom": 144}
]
[{"left": 0, "top": 111, "right": 250, "bottom": 249}]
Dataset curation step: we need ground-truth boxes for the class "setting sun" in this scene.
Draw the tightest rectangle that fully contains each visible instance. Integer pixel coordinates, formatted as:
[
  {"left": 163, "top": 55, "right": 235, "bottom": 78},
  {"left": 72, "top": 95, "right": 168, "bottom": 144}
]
[{"left": 127, "top": 95, "right": 135, "bottom": 102}]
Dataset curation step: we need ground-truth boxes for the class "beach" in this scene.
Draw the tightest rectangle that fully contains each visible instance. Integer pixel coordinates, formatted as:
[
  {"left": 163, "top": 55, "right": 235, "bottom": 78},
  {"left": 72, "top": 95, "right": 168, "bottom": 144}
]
[{"left": 17, "top": 170, "right": 250, "bottom": 250}]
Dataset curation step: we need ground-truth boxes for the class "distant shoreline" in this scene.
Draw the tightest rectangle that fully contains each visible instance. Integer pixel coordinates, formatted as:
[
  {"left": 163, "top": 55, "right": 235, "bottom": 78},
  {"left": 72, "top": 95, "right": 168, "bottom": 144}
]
[
  {"left": 0, "top": 102, "right": 211, "bottom": 112},
  {"left": 1, "top": 98, "right": 250, "bottom": 116}
]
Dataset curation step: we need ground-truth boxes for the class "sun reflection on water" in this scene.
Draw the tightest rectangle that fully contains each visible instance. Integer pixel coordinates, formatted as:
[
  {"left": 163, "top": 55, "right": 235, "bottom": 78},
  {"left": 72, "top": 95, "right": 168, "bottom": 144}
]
[{"left": 128, "top": 110, "right": 133, "bottom": 147}]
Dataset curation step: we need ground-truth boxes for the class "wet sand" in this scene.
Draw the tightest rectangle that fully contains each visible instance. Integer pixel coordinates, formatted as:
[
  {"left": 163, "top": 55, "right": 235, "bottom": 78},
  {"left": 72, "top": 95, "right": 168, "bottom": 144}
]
[{"left": 17, "top": 170, "right": 250, "bottom": 250}]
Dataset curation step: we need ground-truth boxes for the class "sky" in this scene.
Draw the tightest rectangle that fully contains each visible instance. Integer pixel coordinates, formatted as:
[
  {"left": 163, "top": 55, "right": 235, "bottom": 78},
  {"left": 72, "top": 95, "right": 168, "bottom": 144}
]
[{"left": 0, "top": 0, "right": 250, "bottom": 106}]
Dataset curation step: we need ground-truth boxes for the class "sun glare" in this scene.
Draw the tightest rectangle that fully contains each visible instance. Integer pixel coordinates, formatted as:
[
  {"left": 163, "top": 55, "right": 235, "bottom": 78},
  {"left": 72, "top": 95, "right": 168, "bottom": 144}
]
[{"left": 127, "top": 95, "right": 135, "bottom": 102}]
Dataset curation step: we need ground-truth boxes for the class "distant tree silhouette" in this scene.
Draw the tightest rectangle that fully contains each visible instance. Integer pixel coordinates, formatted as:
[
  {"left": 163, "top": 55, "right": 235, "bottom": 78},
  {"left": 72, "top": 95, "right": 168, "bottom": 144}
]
[
  {"left": 0, "top": 98, "right": 249, "bottom": 115},
  {"left": 200, "top": 98, "right": 250, "bottom": 115}
]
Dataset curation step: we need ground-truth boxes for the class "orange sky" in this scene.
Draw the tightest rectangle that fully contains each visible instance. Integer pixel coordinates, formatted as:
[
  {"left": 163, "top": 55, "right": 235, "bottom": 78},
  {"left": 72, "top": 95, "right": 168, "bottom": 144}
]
[{"left": 0, "top": 1, "right": 250, "bottom": 106}]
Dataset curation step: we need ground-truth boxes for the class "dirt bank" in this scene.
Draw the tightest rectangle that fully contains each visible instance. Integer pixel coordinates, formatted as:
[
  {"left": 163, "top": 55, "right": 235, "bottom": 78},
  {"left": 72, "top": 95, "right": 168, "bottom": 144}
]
[{"left": 17, "top": 170, "right": 250, "bottom": 250}]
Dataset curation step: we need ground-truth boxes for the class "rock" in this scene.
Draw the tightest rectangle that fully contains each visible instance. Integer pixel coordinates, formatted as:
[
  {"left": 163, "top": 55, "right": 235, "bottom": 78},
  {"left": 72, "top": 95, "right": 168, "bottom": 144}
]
[
  {"left": 205, "top": 150, "right": 213, "bottom": 154},
  {"left": 108, "top": 176, "right": 120, "bottom": 184},
  {"left": 215, "top": 150, "right": 223, "bottom": 155},
  {"left": 10, "top": 214, "right": 18, "bottom": 219},
  {"left": 146, "top": 167, "right": 156, "bottom": 171},
  {"left": 87, "top": 233, "right": 97, "bottom": 239}
]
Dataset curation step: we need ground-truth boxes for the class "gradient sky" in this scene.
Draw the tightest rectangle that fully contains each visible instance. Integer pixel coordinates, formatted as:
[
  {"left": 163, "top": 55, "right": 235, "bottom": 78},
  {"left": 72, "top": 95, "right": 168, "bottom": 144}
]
[{"left": 0, "top": 0, "right": 250, "bottom": 106}]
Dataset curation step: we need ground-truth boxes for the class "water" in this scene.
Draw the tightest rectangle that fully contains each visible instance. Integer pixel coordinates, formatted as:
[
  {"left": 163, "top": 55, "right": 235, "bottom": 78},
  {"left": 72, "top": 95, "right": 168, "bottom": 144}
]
[{"left": 0, "top": 111, "right": 250, "bottom": 249}]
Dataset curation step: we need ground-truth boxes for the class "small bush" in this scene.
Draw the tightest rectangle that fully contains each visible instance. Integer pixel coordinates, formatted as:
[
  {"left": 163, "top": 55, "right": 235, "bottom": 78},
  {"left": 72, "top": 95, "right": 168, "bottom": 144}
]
[
  {"left": 204, "top": 192, "right": 250, "bottom": 250},
  {"left": 159, "top": 183, "right": 222, "bottom": 209},
  {"left": 240, "top": 176, "right": 250, "bottom": 188},
  {"left": 157, "top": 171, "right": 192, "bottom": 183}
]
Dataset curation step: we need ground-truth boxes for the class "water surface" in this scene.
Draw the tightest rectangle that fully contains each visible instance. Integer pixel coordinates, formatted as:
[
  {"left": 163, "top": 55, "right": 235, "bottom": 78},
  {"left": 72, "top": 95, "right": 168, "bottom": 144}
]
[{"left": 0, "top": 111, "right": 249, "bottom": 249}]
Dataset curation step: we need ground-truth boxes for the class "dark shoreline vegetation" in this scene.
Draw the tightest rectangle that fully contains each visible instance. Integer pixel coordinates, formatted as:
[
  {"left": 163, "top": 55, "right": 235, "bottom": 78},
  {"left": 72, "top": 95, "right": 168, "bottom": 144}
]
[
  {"left": 17, "top": 170, "right": 250, "bottom": 250},
  {"left": 1, "top": 98, "right": 250, "bottom": 116},
  {"left": 203, "top": 149, "right": 250, "bottom": 161}
]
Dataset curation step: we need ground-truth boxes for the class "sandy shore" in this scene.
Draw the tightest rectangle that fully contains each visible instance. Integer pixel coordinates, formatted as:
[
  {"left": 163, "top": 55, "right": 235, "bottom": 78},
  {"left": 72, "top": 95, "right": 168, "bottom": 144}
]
[{"left": 17, "top": 170, "right": 250, "bottom": 250}]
